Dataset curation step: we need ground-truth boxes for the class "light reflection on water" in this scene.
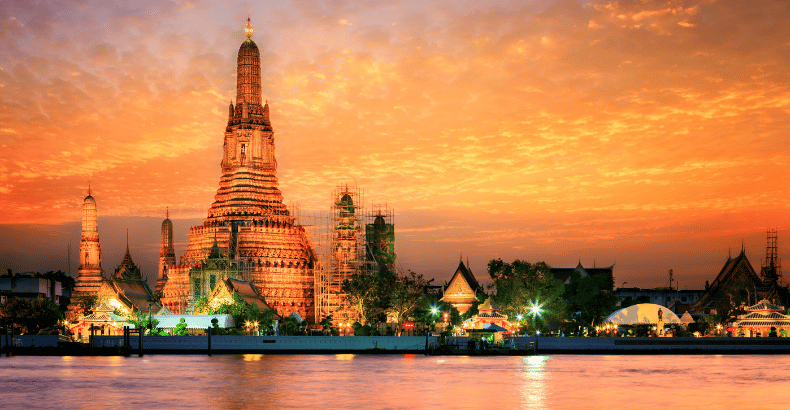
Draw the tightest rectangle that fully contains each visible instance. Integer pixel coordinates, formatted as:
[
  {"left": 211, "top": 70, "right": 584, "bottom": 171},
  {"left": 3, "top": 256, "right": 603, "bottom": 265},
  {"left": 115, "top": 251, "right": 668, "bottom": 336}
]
[{"left": 2, "top": 354, "right": 790, "bottom": 409}]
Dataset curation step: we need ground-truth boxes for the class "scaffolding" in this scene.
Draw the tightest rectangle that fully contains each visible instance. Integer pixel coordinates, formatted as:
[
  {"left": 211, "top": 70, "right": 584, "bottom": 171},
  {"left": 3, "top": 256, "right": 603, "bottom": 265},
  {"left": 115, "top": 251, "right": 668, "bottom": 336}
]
[
  {"left": 289, "top": 203, "right": 331, "bottom": 322},
  {"left": 366, "top": 203, "right": 396, "bottom": 274},
  {"left": 762, "top": 228, "right": 782, "bottom": 286},
  {"left": 299, "top": 186, "right": 396, "bottom": 324}
]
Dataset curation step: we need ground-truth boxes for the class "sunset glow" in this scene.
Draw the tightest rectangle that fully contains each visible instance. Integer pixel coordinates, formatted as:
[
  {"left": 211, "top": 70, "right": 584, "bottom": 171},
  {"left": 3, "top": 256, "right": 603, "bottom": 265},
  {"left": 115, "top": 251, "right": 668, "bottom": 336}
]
[{"left": 1, "top": 1, "right": 788, "bottom": 288}]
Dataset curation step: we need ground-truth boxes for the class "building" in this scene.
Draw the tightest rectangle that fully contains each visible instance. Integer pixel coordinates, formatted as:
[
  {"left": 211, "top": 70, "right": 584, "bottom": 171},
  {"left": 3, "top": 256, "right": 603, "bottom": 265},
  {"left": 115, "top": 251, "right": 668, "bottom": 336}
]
[
  {"left": 691, "top": 248, "right": 783, "bottom": 316},
  {"left": 64, "top": 191, "right": 160, "bottom": 320},
  {"left": 96, "top": 241, "right": 161, "bottom": 317},
  {"left": 550, "top": 262, "right": 614, "bottom": 285},
  {"left": 440, "top": 259, "right": 480, "bottom": 314},
  {"left": 156, "top": 209, "right": 176, "bottom": 296},
  {"left": 730, "top": 299, "right": 790, "bottom": 337},
  {"left": 616, "top": 287, "right": 705, "bottom": 312},
  {"left": 197, "top": 276, "right": 281, "bottom": 323},
  {"left": 159, "top": 19, "right": 317, "bottom": 322},
  {"left": 67, "top": 299, "right": 127, "bottom": 342},
  {"left": 66, "top": 189, "right": 106, "bottom": 319},
  {"left": 0, "top": 270, "right": 74, "bottom": 310}
]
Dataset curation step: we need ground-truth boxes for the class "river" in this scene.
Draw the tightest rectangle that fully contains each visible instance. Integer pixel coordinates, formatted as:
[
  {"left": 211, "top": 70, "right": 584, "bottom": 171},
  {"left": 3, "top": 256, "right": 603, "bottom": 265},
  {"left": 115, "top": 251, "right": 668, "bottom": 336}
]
[{"left": 2, "top": 354, "right": 788, "bottom": 409}]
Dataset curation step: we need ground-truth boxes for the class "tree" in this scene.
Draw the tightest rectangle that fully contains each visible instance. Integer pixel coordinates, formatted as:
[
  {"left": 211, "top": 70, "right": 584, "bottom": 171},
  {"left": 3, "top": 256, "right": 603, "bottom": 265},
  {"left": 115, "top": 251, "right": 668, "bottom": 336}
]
[
  {"left": 68, "top": 293, "right": 97, "bottom": 319},
  {"left": 563, "top": 270, "right": 619, "bottom": 328},
  {"left": 0, "top": 297, "right": 64, "bottom": 334},
  {"left": 126, "top": 312, "right": 167, "bottom": 336},
  {"left": 384, "top": 270, "right": 431, "bottom": 336},
  {"left": 281, "top": 316, "right": 306, "bottom": 336},
  {"left": 320, "top": 315, "right": 335, "bottom": 336},
  {"left": 173, "top": 318, "right": 189, "bottom": 336},
  {"left": 212, "top": 294, "right": 277, "bottom": 335},
  {"left": 488, "top": 259, "right": 566, "bottom": 333},
  {"left": 338, "top": 270, "right": 382, "bottom": 324}
]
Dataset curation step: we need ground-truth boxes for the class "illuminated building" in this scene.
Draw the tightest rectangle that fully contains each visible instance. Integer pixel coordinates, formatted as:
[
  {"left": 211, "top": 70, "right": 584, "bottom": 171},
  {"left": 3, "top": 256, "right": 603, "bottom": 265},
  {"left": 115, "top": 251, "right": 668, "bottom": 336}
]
[
  {"left": 440, "top": 259, "right": 480, "bottom": 314},
  {"left": 156, "top": 209, "right": 175, "bottom": 295},
  {"left": 731, "top": 299, "right": 790, "bottom": 337},
  {"left": 692, "top": 246, "right": 783, "bottom": 314},
  {"left": 65, "top": 189, "right": 106, "bottom": 319},
  {"left": 66, "top": 191, "right": 160, "bottom": 322},
  {"left": 159, "top": 19, "right": 317, "bottom": 321}
]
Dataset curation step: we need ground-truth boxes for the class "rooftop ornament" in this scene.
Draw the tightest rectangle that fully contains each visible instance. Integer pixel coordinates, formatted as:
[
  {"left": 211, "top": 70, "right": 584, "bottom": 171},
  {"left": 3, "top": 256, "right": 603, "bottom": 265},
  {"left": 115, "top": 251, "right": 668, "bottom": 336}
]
[{"left": 245, "top": 17, "right": 253, "bottom": 39}]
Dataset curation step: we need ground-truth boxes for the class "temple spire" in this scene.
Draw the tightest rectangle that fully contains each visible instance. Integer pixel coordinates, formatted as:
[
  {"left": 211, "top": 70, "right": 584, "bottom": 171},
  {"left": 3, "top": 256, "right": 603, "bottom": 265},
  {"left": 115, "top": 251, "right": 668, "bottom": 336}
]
[{"left": 245, "top": 17, "right": 253, "bottom": 39}]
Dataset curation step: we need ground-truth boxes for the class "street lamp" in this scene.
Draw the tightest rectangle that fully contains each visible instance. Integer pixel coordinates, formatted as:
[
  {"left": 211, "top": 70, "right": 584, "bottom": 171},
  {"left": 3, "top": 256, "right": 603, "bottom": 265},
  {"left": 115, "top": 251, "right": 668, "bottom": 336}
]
[{"left": 529, "top": 302, "right": 543, "bottom": 317}]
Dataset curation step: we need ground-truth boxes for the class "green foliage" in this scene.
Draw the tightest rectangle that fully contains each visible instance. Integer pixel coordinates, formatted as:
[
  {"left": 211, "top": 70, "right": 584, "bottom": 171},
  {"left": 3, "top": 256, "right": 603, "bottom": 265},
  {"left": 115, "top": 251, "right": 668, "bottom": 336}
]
[
  {"left": 127, "top": 313, "right": 167, "bottom": 336},
  {"left": 208, "top": 294, "right": 276, "bottom": 335},
  {"left": 462, "top": 292, "right": 487, "bottom": 321},
  {"left": 488, "top": 259, "right": 566, "bottom": 333},
  {"left": 281, "top": 316, "right": 306, "bottom": 336},
  {"left": 383, "top": 270, "right": 431, "bottom": 336},
  {"left": 320, "top": 315, "right": 336, "bottom": 335},
  {"left": 70, "top": 293, "right": 98, "bottom": 317},
  {"left": 174, "top": 318, "right": 189, "bottom": 336},
  {"left": 192, "top": 295, "right": 211, "bottom": 314},
  {"left": 563, "top": 270, "right": 619, "bottom": 327},
  {"left": 339, "top": 270, "right": 386, "bottom": 324},
  {"left": 0, "top": 297, "right": 64, "bottom": 335}
]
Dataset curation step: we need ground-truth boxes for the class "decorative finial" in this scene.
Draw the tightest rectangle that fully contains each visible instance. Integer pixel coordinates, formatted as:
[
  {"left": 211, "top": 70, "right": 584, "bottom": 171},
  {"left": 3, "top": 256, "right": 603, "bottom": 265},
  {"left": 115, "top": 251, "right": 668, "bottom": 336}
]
[
  {"left": 245, "top": 17, "right": 253, "bottom": 39},
  {"left": 166, "top": 207, "right": 169, "bottom": 219},
  {"left": 88, "top": 182, "right": 91, "bottom": 196},
  {"left": 126, "top": 229, "right": 130, "bottom": 253}
]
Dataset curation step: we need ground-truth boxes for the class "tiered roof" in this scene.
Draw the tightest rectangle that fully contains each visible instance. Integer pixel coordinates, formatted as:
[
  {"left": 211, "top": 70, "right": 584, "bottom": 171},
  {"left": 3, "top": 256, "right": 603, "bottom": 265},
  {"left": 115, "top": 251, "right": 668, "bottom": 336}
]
[{"left": 733, "top": 299, "right": 790, "bottom": 328}]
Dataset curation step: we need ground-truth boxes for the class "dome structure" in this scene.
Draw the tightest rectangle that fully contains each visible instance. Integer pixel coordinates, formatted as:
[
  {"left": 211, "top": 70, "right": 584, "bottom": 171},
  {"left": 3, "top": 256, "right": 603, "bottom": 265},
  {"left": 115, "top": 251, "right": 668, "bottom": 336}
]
[{"left": 604, "top": 303, "right": 681, "bottom": 325}]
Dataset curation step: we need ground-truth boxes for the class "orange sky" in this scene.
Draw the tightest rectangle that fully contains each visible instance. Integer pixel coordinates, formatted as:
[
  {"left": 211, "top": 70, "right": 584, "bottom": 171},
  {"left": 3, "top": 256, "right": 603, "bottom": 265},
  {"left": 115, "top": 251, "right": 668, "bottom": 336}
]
[{"left": 1, "top": 0, "right": 788, "bottom": 289}]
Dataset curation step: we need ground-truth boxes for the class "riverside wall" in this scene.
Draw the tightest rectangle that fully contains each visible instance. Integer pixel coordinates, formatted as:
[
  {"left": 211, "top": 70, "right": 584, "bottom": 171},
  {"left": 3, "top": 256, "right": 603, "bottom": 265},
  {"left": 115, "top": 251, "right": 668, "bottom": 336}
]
[
  {"left": 89, "top": 335, "right": 435, "bottom": 353},
  {"left": 508, "top": 336, "right": 790, "bottom": 353},
  {"left": 6, "top": 335, "right": 790, "bottom": 354}
]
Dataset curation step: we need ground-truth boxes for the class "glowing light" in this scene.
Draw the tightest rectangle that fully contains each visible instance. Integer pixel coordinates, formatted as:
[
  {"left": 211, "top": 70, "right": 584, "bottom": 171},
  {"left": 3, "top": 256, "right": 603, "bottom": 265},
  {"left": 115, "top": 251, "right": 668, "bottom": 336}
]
[
  {"left": 529, "top": 301, "right": 543, "bottom": 316},
  {"left": 516, "top": 314, "right": 523, "bottom": 321},
  {"left": 430, "top": 306, "right": 439, "bottom": 315},
  {"left": 245, "top": 18, "right": 253, "bottom": 39}
]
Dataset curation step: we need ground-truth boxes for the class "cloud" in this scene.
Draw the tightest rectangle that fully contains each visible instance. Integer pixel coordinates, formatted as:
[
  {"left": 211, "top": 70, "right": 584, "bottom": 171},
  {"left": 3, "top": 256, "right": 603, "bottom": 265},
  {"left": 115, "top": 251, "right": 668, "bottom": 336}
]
[{"left": 0, "top": 0, "right": 788, "bottom": 286}]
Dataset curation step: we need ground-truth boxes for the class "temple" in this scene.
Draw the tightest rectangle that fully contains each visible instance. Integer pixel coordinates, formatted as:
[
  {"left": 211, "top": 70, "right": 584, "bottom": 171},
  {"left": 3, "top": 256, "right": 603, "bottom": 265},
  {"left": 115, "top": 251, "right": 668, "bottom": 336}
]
[
  {"left": 156, "top": 209, "right": 175, "bottom": 295},
  {"left": 66, "top": 189, "right": 106, "bottom": 319},
  {"left": 159, "top": 19, "right": 317, "bottom": 321},
  {"left": 66, "top": 192, "right": 160, "bottom": 325},
  {"left": 440, "top": 259, "right": 480, "bottom": 314}
]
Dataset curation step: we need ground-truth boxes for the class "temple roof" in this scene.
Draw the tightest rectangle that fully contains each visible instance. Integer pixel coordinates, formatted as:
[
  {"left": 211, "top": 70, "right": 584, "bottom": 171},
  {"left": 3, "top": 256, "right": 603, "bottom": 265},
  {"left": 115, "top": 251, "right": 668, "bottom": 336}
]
[
  {"left": 746, "top": 299, "right": 784, "bottom": 312},
  {"left": 113, "top": 245, "right": 142, "bottom": 280},
  {"left": 550, "top": 263, "right": 613, "bottom": 284},
  {"left": 111, "top": 280, "right": 160, "bottom": 312},
  {"left": 692, "top": 250, "right": 762, "bottom": 313},
  {"left": 478, "top": 297, "right": 500, "bottom": 312},
  {"left": 440, "top": 260, "right": 479, "bottom": 303}
]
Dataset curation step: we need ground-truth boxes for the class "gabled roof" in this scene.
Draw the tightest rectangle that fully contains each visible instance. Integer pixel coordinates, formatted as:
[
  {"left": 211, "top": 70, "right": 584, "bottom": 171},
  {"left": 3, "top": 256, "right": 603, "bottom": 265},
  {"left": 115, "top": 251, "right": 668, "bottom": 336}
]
[
  {"left": 478, "top": 297, "right": 499, "bottom": 312},
  {"left": 440, "top": 260, "right": 479, "bottom": 303},
  {"left": 111, "top": 279, "right": 160, "bottom": 312},
  {"left": 550, "top": 263, "right": 613, "bottom": 284},
  {"left": 692, "top": 250, "right": 762, "bottom": 312},
  {"left": 746, "top": 299, "right": 784, "bottom": 312},
  {"left": 457, "top": 260, "right": 479, "bottom": 290}
]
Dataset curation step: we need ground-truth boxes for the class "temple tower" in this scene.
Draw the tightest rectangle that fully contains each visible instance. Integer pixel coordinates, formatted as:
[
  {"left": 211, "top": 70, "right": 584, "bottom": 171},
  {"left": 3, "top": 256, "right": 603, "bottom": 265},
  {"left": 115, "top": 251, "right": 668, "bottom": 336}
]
[
  {"left": 74, "top": 188, "right": 105, "bottom": 293},
  {"left": 66, "top": 188, "right": 106, "bottom": 319},
  {"left": 157, "top": 209, "right": 175, "bottom": 295},
  {"left": 160, "top": 19, "right": 316, "bottom": 321}
]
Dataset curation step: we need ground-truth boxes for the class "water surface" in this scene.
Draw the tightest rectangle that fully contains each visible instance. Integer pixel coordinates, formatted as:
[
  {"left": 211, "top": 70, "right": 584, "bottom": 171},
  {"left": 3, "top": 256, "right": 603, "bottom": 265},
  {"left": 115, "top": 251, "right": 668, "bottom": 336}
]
[{"left": 2, "top": 354, "right": 788, "bottom": 409}]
